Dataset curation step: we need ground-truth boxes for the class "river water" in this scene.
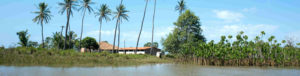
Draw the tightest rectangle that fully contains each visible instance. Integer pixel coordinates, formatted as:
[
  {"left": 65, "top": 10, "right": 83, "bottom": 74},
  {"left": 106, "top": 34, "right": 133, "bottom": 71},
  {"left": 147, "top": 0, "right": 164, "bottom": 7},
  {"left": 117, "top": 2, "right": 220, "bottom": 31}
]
[{"left": 0, "top": 64, "right": 299, "bottom": 76}]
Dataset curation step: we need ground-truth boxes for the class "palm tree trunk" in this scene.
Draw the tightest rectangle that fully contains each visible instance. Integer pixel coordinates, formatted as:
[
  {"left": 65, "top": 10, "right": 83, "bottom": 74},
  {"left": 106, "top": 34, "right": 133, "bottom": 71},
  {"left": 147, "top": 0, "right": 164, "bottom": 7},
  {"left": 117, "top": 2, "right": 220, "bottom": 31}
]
[
  {"left": 150, "top": 0, "right": 156, "bottom": 55},
  {"left": 64, "top": 8, "right": 71, "bottom": 50},
  {"left": 136, "top": 0, "right": 149, "bottom": 54},
  {"left": 99, "top": 18, "right": 103, "bottom": 51},
  {"left": 79, "top": 8, "right": 87, "bottom": 49},
  {"left": 59, "top": 26, "right": 64, "bottom": 49},
  {"left": 112, "top": 0, "right": 124, "bottom": 53},
  {"left": 41, "top": 18, "right": 44, "bottom": 48},
  {"left": 68, "top": 22, "right": 71, "bottom": 49},
  {"left": 113, "top": 15, "right": 120, "bottom": 53},
  {"left": 117, "top": 21, "right": 120, "bottom": 52}
]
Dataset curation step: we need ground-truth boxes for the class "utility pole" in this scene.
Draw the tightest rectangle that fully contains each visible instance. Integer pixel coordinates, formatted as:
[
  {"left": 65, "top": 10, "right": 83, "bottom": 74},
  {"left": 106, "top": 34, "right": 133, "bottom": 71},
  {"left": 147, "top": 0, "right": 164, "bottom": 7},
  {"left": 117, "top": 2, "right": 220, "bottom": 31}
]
[
  {"left": 59, "top": 25, "right": 64, "bottom": 49},
  {"left": 124, "top": 40, "right": 125, "bottom": 48},
  {"left": 60, "top": 26, "right": 64, "bottom": 35}
]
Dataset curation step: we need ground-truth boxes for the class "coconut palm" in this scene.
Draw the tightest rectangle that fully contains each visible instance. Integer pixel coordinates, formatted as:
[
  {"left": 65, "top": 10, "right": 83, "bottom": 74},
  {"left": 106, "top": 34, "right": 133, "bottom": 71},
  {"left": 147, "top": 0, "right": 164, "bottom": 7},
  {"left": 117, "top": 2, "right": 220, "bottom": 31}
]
[
  {"left": 117, "top": 0, "right": 124, "bottom": 52},
  {"left": 79, "top": 0, "right": 94, "bottom": 49},
  {"left": 33, "top": 2, "right": 52, "bottom": 48},
  {"left": 136, "top": 0, "right": 149, "bottom": 54},
  {"left": 150, "top": 0, "right": 157, "bottom": 54},
  {"left": 175, "top": 0, "right": 186, "bottom": 14},
  {"left": 58, "top": 0, "right": 77, "bottom": 49},
  {"left": 112, "top": 4, "right": 129, "bottom": 53},
  {"left": 95, "top": 4, "right": 111, "bottom": 50}
]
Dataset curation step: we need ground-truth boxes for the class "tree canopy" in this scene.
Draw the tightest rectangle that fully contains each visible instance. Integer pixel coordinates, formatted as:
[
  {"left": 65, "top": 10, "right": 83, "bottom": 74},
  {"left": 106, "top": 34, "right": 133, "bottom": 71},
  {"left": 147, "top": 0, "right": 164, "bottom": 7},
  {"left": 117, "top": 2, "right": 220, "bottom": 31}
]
[
  {"left": 81, "top": 37, "right": 99, "bottom": 49},
  {"left": 16, "top": 30, "right": 30, "bottom": 47},
  {"left": 163, "top": 10, "right": 206, "bottom": 54},
  {"left": 144, "top": 42, "right": 159, "bottom": 48}
]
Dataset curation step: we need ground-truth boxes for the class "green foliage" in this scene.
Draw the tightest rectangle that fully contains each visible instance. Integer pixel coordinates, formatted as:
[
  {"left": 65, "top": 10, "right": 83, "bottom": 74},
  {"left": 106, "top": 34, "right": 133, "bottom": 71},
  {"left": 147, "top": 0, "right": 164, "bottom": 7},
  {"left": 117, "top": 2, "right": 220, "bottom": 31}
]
[
  {"left": 175, "top": 0, "right": 186, "bottom": 14},
  {"left": 50, "top": 32, "right": 64, "bottom": 49},
  {"left": 162, "top": 10, "right": 205, "bottom": 54},
  {"left": 0, "top": 47, "right": 170, "bottom": 66},
  {"left": 33, "top": 2, "right": 51, "bottom": 24},
  {"left": 81, "top": 37, "right": 99, "bottom": 49},
  {"left": 162, "top": 31, "right": 181, "bottom": 54},
  {"left": 144, "top": 42, "right": 159, "bottom": 48},
  {"left": 164, "top": 31, "right": 300, "bottom": 66},
  {"left": 96, "top": 4, "right": 111, "bottom": 22},
  {"left": 17, "top": 30, "right": 30, "bottom": 47},
  {"left": 28, "top": 41, "right": 38, "bottom": 47},
  {"left": 174, "top": 10, "right": 206, "bottom": 42}
]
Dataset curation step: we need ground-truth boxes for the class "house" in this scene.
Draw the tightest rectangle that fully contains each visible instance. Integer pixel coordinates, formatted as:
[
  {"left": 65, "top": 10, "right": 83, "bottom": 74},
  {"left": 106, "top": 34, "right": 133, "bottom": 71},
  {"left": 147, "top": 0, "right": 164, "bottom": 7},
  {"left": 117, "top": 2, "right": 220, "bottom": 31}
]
[
  {"left": 119, "top": 47, "right": 161, "bottom": 57},
  {"left": 97, "top": 41, "right": 161, "bottom": 57}
]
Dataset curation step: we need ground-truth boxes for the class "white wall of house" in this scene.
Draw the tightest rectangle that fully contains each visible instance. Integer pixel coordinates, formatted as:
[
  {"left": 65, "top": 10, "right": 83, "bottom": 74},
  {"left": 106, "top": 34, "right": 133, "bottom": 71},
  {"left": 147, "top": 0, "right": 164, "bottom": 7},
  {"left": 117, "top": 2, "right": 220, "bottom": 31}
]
[
  {"left": 156, "top": 52, "right": 161, "bottom": 57},
  {"left": 137, "top": 51, "right": 145, "bottom": 54},
  {"left": 126, "top": 51, "right": 134, "bottom": 54},
  {"left": 118, "top": 51, "right": 125, "bottom": 54},
  {"left": 117, "top": 51, "right": 146, "bottom": 54}
]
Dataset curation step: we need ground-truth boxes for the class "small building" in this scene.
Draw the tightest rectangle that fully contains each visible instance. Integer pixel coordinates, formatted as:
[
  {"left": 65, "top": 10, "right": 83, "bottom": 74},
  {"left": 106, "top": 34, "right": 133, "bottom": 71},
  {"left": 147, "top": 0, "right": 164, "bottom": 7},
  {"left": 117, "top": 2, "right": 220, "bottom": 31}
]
[
  {"left": 97, "top": 41, "right": 161, "bottom": 57},
  {"left": 119, "top": 47, "right": 161, "bottom": 57}
]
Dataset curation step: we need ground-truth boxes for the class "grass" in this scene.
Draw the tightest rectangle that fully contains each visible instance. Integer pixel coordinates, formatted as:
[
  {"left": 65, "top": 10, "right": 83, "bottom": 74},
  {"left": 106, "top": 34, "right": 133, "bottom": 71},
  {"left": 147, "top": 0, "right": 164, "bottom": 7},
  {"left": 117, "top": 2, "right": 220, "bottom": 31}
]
[{"left": 0, "top": 47, "right": 172, "bottom": 67}]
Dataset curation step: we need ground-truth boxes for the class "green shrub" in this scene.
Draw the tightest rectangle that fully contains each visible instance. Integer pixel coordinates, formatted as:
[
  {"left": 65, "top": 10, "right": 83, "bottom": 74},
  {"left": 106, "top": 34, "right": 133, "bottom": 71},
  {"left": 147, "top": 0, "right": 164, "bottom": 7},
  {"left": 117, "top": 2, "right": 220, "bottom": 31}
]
[
  {"left": 99, "top": 51, "right": 110, "bottom": 56},
  {"left": 165, "top": 54, "right": 175, "bottom": 58}
]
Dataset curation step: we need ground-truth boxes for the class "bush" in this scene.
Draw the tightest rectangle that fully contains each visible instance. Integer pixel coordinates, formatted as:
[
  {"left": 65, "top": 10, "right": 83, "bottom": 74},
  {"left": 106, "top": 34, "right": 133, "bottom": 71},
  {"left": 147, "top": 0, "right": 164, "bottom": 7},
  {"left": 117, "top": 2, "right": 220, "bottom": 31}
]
[
  {"left": 100, "top": 51, "right": 111, "bottom": 56},
  {"left": 165, "top": 54, "right": 176, "bottom": 58}
]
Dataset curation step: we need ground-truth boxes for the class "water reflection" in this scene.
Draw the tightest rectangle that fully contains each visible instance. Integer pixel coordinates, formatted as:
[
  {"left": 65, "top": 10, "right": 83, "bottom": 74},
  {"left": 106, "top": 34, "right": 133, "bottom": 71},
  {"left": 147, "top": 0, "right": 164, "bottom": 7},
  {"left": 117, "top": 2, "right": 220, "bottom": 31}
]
[{"left": 0, "top": 64, "right": 299, "bottom": 76}]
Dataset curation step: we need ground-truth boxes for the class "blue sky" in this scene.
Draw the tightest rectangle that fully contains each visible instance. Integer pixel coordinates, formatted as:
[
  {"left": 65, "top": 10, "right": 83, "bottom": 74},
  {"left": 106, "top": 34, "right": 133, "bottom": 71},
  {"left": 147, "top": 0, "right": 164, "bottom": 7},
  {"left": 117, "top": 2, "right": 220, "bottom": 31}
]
[{"left": 0, "top": 0, "right": 300, "bottom": 48}]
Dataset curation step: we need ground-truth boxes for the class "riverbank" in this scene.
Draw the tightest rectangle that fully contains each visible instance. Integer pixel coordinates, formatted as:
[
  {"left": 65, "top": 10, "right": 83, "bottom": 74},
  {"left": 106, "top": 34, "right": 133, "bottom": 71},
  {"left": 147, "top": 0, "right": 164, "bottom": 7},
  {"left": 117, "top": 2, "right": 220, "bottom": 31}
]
[
  {"left": 0, "top": 47, "right": 172, "bottom": 67},
  {"left": 1, "top": 47, "right": 299, "bottom": 67}
]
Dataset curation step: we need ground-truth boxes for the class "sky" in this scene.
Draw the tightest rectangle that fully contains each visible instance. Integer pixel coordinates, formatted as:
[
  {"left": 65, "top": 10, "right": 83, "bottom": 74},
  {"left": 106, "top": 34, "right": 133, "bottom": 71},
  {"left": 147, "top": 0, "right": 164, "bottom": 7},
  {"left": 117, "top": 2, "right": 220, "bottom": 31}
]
[{"left": 0, "top": 0, "right": 300, "bottom": 49}]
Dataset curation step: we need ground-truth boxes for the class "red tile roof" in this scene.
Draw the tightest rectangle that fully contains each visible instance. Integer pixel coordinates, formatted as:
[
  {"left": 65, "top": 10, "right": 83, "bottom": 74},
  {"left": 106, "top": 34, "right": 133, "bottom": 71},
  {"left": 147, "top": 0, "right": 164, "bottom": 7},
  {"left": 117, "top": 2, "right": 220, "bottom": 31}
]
[
  {"left": 120, "top": 47, "right": 152, "bottom": 50},
  {"left": 99, "top": 41, "right": 118, "bottom": 50}
]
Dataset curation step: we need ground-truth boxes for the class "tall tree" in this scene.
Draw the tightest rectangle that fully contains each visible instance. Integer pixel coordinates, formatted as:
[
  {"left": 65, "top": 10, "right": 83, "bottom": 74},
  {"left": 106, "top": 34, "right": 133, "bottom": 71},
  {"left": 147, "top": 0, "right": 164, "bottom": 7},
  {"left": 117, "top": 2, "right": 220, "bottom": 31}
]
[
  {"left": 16, "top": 30, "right": 30, "bottom": 47},
  {"left": 79, "top": 0, "right": 94, "bottom": 49},
  {"left": 32, "top": 2, "right": 51, "bottom": 48},
  {"left": 117, "top": 0, "right": 124, "bottom": 52},
  {"left": 136, "top": 0, "right": 149, "bottom": 54},
  {"left": 95, "top": 4, "right": 111, "bottom": 50},
  {"left": 112, "top": 4, "right": 129, "bottom": 53},
  {"left": 162, "top": 10, "right": 206, "bottom": 54},
  {"left": 151, "top": 0, "right": 157, "bottom": 54},
  {"left": 58, "top": 0, "right": 77, "bottom": 49},
  {"left": 175, "top": 0, "right": 186, "bottom": 14}
]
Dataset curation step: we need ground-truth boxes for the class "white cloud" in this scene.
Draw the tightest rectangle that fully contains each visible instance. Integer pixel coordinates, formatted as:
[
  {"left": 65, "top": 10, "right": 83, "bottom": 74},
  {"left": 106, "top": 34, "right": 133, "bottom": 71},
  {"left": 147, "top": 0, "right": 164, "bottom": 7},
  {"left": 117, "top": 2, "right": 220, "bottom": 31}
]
[
  {"left": 203, "top": 24, "right": 279, "bottom": 41},
  {"left": 213, "top": 10, "right": 244, "bottom": 22}
]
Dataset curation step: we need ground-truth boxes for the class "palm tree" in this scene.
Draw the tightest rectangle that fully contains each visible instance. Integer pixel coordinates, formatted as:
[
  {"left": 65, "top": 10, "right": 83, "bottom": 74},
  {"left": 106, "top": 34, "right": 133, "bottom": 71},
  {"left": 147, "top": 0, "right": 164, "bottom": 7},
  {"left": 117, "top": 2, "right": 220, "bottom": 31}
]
[
  {"left": 112, "top": 4, "right": 129, "bottom": 53},
  {"left": 117, "top": 0, "right": 124, "bottom": 52},
  {"left": 175, "top": 0, "right": 186, "bottom": 14},
  {"left": 33, "top": 2, "right": 52, "bottom": 48},
  {"left": 150, "top": 0, "right": 157, "bottom": 54},
  {"left": 136, "top": 0, "right": 149, "bottom": 54},
  {"left": 95, "top": 4, "right": 111, "bottom": 50},
  {"left": 58, "top": 0, "right": 77, "bottom": 49},
  {"left": 79, "top": 0, "right": 94, "bottom": 49}
]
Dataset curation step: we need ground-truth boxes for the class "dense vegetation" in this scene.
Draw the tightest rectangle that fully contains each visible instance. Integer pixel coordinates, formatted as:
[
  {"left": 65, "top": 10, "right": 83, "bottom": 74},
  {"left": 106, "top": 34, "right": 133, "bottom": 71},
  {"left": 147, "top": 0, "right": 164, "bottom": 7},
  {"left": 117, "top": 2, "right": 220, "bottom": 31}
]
[
  {"left": 162, "top": 10, "right": 300, "bottom": 66},
  {"left": 0, "top": 47, "right": 170, "bottom": 66}
]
